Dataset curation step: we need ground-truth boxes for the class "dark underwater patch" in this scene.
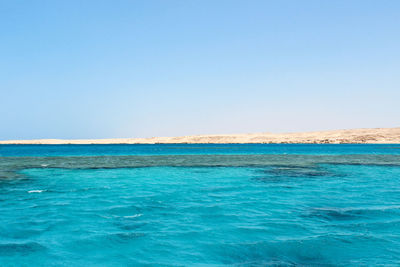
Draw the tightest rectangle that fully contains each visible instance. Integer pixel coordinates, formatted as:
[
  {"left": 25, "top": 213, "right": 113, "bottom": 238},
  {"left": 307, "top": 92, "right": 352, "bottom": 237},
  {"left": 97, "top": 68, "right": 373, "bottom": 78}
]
[
  {"left": 1, "top": 154, "right": 400, "bottom": 182},
  {"left": 305, "top": 206, "right": 400, "bottom": 222},
  {"left": 0, "top": 242, "right": 47, "bottom": 256},
  {"left": 252, "top": 164, "right": 345, "bottom": 183},
  {"left": 268, "top": 166, "right": 331, "bottom": 177},
  {"left": 207, "top": 239, "right": 333, "bottom": 266},
  {"left": 306, "top": 208, "right": 364, "bottom": 221},
  {"left": 115, "top": 221, "right": 148, "bottom": 231}
]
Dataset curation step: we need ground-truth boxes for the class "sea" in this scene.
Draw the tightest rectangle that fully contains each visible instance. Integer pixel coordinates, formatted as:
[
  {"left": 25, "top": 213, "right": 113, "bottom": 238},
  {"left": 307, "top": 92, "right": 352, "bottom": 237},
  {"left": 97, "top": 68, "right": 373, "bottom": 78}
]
[{"left": 1, "top": 144, "right": 400, "bottom": 266}]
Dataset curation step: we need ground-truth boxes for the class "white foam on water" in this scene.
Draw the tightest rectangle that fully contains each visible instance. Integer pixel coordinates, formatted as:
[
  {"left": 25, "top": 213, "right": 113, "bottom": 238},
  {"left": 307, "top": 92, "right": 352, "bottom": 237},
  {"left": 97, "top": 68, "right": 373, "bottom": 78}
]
[{"left": 28, "top": 190, "right": 45, "bottom": 193}]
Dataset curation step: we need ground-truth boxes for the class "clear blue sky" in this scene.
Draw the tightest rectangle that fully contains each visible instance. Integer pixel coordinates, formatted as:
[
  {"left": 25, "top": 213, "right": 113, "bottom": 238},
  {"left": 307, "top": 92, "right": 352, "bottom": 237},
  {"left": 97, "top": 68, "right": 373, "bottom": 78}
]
[{"left": 1, "top": 0, "right": 399, "bottom": 139}]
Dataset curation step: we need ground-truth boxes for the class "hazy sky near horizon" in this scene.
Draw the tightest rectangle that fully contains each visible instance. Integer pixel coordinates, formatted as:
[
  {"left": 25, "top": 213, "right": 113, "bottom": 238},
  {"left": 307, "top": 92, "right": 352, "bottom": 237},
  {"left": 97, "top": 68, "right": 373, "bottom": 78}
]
[{"left": 1, "top": 0, "right": 399, "bottom": 139}]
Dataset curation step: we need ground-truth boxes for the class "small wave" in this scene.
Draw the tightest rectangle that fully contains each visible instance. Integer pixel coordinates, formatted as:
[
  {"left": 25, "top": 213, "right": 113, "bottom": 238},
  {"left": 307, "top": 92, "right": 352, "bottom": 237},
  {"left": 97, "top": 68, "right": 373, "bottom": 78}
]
[
  {"left": 313, "top": 205, "right": 400, "bottom": 213},
  {"left": 28, "top": 190, "right": 45, "bottom": 193},
  {"left": 41, "top": 164, "right": 49, "bottom": 167},
  {"left": 123, "top": 214, "right": 143, "bottom": 219}
]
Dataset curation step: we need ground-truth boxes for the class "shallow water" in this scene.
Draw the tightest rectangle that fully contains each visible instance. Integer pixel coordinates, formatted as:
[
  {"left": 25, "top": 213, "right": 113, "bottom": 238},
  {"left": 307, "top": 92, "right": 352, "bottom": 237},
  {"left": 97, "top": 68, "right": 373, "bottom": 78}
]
[{"left": 1, "top": 145, "right": 400, "bottom": 265}]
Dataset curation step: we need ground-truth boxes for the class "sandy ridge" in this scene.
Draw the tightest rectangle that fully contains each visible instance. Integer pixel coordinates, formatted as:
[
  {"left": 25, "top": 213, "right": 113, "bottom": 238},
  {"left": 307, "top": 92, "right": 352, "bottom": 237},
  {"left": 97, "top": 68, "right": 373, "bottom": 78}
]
[{"left": 1, "top": 128, "right": 400, "bottom": 144}]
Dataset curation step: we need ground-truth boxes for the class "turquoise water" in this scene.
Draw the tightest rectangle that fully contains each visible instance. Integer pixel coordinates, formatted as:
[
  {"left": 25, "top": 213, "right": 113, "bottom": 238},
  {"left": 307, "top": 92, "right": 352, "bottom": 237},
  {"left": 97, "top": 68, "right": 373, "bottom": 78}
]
[{"left": 1, "top": 145, "right": 400, "bottom": 265}]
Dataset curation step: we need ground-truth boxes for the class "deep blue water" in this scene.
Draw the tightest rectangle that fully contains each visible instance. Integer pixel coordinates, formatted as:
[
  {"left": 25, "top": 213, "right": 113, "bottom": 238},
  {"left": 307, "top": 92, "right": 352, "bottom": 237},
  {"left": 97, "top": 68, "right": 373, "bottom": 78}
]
[
  {"left": 1, "top": 143, "right": 400, "bottom": 157},
  {"left": 1, "top": 144, "right": 400, "bottom": 265}
]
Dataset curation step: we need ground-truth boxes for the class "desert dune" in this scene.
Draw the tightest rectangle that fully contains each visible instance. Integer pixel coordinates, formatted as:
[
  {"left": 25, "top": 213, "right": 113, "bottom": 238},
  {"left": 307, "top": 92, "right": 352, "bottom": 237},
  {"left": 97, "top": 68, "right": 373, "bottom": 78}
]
[{"left": 1, "top": 128, "right": 400, "bottom": 144}]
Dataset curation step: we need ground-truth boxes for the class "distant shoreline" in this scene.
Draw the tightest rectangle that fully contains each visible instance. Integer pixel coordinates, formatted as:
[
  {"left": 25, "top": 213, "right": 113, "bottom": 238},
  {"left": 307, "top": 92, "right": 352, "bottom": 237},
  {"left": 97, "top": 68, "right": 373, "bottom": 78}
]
[{"left": 1, "top": 128, "right": 400, "bottom": 145}]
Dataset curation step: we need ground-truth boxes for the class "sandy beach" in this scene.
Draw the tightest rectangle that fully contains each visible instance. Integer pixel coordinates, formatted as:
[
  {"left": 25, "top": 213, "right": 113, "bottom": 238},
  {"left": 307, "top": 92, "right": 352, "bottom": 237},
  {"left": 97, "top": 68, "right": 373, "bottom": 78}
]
[{"left": 1, "top": 127, "right": 399, "bottom": 144}]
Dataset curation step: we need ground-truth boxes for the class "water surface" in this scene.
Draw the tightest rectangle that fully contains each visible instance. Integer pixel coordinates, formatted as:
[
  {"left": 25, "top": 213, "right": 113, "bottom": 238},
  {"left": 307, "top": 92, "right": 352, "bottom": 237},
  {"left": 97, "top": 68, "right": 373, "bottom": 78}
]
[{"left": 1, "top": 145, "right": 400, "bottom": 265}]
